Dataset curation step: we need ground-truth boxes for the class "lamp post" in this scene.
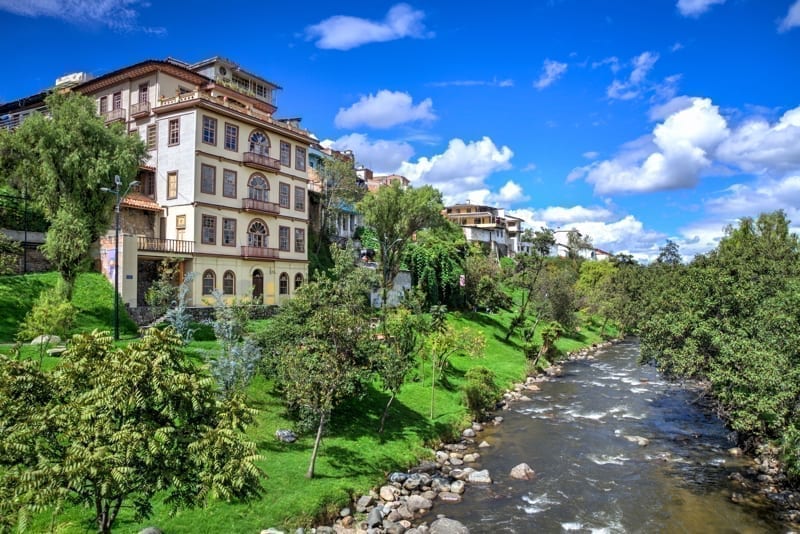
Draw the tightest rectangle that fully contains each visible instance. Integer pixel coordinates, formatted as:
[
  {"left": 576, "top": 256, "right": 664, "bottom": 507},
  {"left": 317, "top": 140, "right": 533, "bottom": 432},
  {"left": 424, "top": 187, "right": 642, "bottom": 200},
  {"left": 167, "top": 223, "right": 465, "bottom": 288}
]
[{"left": 102, "top": 175, "right": 139, "bottom": 340}]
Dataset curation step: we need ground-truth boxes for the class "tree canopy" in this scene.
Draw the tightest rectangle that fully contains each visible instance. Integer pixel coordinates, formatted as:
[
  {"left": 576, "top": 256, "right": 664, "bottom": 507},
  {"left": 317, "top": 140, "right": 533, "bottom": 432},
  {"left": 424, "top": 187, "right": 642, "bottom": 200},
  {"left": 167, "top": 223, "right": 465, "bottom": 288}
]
[{"left": 0, "top": 92, "right": 146, "bottom": 289}]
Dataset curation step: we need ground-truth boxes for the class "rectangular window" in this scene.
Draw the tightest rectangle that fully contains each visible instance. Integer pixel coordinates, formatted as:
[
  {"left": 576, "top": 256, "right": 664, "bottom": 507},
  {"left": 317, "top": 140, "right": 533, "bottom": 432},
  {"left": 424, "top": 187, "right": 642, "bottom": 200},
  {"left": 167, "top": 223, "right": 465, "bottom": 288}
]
[
  {"left": 294, "top": 186, "right": 305, "bottom": 211},
  {"left": 295, "top": 146, "right": 306, "bottom": 171},
  {"left": 223, "top": 169, "right": 237, "bottom": 198},
  {"left": 280, "top": 141, "right": 291, "bottom": 166},
  {"left": 145, "top": 123, "right": 157, "bottom": 150},
  {"left": 200, "top": 164, "right": 216, "bottom": 194},
  {"left": 224, "top": 123, "right": 238, "bottom": 151},
  {"left": 279, "top": 226, "right": 290, "bottom": 251},
  {"left": 294, "top": 228, "right": 305, "bottom": 253},
  {"left": 112, "top": 92, "right": 122, "bottom": 110},
  {"left": 222, "top": 218, "right": 236, "bottom": 246},
  {"left": 202, "top": 215, "right": 216, "bottom": 245},
  {"left": 99, "top": 96, "right": 108, "bottom": 114},
  {"left": 202, "top": 115, "right": 217, "bottom": 145},
  {"left": 279, "top": 183, "right": 290, "bottom": 208},
  {"left": 176, "top": 214, "right": 186, "bottom": 229},
  {"left": 167, "top": 171, "right": 178, "bottom": 200},
  {"left": 168, "top": 118, "right": 180, "bottom": 146},
  {"left": 138, "top": 83, "right": 148, "bottom": 104}
]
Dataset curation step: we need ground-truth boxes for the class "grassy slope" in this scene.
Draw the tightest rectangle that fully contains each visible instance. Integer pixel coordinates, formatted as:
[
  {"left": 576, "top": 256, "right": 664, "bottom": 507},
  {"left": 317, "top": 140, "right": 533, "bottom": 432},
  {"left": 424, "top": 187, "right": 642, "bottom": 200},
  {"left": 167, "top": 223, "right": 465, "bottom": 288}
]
[
  {"left": 3, "top": 272, "right": 615, "bottom": 533},
  {"left": 0, "top": 272, "right": 138, "bottom": 343}
]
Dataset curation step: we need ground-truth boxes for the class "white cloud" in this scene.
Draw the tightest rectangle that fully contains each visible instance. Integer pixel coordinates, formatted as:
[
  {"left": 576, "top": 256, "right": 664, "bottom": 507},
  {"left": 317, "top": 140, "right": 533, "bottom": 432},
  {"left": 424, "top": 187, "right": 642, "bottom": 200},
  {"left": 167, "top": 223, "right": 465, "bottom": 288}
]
[
  {"left": 538, "top": 205, "right": 614, "bottom": 223},
  {"left": 334, "top": 90, "right": 436, "bottom": 129},
  {"left": 324, "top": 133, "right": 414, "bottom": 173},
  {"left": 534, "top": 60, "right": 568, "bottom": 90},
  {"left": 706, "top": 174, "right": 800, "bottom": 219},
  {"left": 671, "top": 42, "right": 685, "bottom": 52},
  {"left": 305, "top": 3, "right": 431, "bottom": 50},
  {"left": 583, "top": 151, "right": 600, "bottom": 160},
  {"left": 716, "top": 106, "right": 800, "bottom": 173},
  {"left": 592, "top": 56, "right": 620, "bottom": 73},
  {"left": 397, "top": 136, "right": 513, "bottom": 204},
  {"left": 606, "top": 51, "right": 659, "bottom": 101},
  {"left": 492, "top": 180, "right": 530, "bottom": 203},
  {"left": 0, "top": 0, "right": 164, "bottom": 33},
  {"left": 428, "top": 78, "right": 514, "bottom": 88},
  {"left": 648, "top": 95, "right": 694, "bottom": 121},
  {"left": 572, "top": 97, "right": 730, "bottom": 194},
  {"left": 676, "top": 0, "right": 726, "bottom": 17},
  {"left": 779, "top": 0, "right": 800, "bottom": 32}
]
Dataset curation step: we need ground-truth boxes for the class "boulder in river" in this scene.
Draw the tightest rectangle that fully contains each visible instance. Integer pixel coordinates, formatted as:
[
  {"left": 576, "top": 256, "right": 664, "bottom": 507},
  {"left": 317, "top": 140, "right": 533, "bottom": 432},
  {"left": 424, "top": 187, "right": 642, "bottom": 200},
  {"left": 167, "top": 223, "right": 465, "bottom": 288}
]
[
  {"left": 430, "top": 517, "right": 470, "bottom": 534},
  {"left": 467, "top": 469, "right": 492, "bottom": 484},
  {"left": 509, "top": 462, "right": 536, "bottom": 480}
]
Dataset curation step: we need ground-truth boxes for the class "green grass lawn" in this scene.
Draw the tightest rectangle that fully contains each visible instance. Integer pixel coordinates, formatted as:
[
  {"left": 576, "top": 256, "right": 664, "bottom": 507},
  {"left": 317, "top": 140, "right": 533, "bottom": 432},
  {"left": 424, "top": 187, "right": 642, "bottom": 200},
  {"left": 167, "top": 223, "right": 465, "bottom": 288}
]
[{"left": 2, "top": 272, "right": 616, "bottom": 533}]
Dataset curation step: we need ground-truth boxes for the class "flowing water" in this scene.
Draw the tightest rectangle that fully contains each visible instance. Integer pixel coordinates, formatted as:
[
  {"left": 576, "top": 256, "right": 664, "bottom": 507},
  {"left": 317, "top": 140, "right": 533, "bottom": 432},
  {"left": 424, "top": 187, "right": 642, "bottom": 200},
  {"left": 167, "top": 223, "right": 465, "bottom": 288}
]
[{"left": 439, "top": 339, "right": 789, "bottom": 533}]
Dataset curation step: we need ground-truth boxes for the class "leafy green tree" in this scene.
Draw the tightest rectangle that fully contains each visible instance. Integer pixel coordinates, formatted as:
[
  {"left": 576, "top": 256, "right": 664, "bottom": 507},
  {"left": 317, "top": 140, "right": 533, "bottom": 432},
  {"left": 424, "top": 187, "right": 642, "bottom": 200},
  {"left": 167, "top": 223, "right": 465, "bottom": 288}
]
[
  {"left": 463, "top": 244, "right": 511, "bottom": 312},
  {"left": 0, "top": 328, "right": 263, "bottom": 534},
  {"left": 256, "top": 245, "right": 379, "bottom": 478},
  {"left": 314, "top": 157, "right": 365, "bottom": 254},
  {"left": 144, "top": 257, "right": 183, "bottom": 316},
  {"left": 463, "top": 366, "right": 500, "bottom": 420},
  {"left": 575, "top": 260, "right": 617, "bottom": 336},
  {"left": 358, "top": 182, "right": 445, "bottom": 308},
  {"left": 655, "top": 239, "right": 682, "bottom": 265},
  {"left": 0, "top": 92, "right": 146, "bottom": 292},
  {"left": 505, "top": 228, "right": 555, "bottom": 341},
  {"left": 405, "top": 222, "right": 467, "bottom": 307},
  {"left": 566, "top": 229, "right": 592, "bottom": 260},
  {"left": 17, "top": 282, "right": 76, "bottom": 362},
  {"left": 373, "top": 307, "right": 428, "bottom": 433}
]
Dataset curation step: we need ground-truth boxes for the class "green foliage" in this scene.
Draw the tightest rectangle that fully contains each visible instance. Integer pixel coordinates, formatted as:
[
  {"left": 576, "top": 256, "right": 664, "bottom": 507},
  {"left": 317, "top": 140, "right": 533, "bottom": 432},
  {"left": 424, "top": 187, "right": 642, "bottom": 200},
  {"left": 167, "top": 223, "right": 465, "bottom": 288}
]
[
  {"left": 256, "top": 245, "right": 379, "bottom": 478},
  {"left": 358, "top": 182, "right": 445, "bottom": 304},
  {"left": 405, "top": 222, "right": 466, "bottom": 308},
  {"left": 538, "top": 260, "right": 578, "bottom": 332},
  {"left": 314, "top": 158, "right": 365, "bottom": 254},
  {"left": 0, "top": 92, "right": 147, "bottom": 289},
  {"left": 463, "top": 366, "right": 499, "bottom": 420},
  {"left": 463, "top": 245, "right": 511, "bottom": 312},
  {"left": 655, "top": 239, "right": 682, "bottom": 265},
  {"left": 640, "top": 211, "right": 800, "bottom": 478},
  {"left": 504, "top": 228, "right": 555, "bottom": 341},
  {"left": 0, "top": 231, "right": 22, "bottom": 275},
  {"left": 164, "top": 272, "right": 196, "bottom": 344},
  {"left": 426, "top": 319, "right": 485, "bottom": 418},
  {"left": 144, "top": 257, "right": 182, "bottom": 315},
  {"left": 0, "top": 328, "right": 263, "bottom": 534},
  {"left": 17, "top": 283, "right": 76, "bottom": 362}
]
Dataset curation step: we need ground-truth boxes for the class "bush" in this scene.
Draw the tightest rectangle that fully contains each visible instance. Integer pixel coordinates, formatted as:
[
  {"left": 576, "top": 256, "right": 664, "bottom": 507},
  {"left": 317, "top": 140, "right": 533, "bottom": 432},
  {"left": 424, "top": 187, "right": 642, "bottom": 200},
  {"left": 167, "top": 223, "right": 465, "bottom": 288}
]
[
  {"left": 463, "top": 366, "right": 499, "bottom": 420},
  {"left": 17, "top": 284, "right": 76, "bottom": 342}
]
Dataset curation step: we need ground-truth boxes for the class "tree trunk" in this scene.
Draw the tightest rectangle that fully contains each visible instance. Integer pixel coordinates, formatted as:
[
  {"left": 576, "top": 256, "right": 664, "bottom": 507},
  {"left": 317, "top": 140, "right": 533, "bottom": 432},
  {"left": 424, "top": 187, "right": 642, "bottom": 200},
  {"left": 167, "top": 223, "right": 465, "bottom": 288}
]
[
  {"left": 600, "top": 316, "right": 609, "bottom": 338},
  {"left": 306, "top": 411, "right": 326, "bottom": 479},
  {"left": 430, "top": 358, "right": 436, "bottom": 419},
  {"left": 379, "top": 393, "right": 395, "bottom": 433}
]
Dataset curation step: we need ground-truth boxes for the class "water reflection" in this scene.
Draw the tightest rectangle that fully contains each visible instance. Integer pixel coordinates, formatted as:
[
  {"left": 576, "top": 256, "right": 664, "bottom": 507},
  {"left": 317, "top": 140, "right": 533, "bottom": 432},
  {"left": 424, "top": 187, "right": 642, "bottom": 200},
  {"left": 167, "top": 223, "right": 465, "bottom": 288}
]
[{"left": 439, "top": 339, "right": 786, "bottom": 533}]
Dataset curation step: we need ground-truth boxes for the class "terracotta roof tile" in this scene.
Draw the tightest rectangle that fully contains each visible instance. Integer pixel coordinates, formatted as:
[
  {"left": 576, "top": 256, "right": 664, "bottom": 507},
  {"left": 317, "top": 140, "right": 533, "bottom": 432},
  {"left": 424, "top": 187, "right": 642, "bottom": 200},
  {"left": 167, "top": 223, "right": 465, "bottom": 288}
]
[{"left": 122, "top": 193, "right": 162, "bottom": 212}]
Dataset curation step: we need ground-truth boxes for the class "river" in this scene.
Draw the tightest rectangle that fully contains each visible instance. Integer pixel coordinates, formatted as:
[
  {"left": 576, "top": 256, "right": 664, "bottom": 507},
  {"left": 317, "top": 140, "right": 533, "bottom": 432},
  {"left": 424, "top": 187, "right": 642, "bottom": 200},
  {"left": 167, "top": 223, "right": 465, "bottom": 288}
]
[{"left": 439, "top": 338, "right": 789, "bottom": 533}]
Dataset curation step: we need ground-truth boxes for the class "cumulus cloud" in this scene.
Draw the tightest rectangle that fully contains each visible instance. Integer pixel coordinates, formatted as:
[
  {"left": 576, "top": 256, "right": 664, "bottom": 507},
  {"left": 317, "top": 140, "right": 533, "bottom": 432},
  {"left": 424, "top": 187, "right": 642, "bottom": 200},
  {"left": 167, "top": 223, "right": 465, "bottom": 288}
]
[
  {"left": 323, "top": 133, "right": 414, "bottom": 173},
  {"left": 305, "top": 3, "right": 431, "bottom": 50},
  {"left": 779, "top": 0, "right": 800, "bottom": 32},
  {"left": 648, "top": 94, "right": 694, "bottom": 121},
  {"left": 534, "top": 60, "right": 568, "bottom": 90},
  {"left": 492, "top": 180, "right": 530, "bottom": 203},
  {"left": 706, "top": 174, "right": 800, "bottom": 219},
  {"left": 571, "top": 98, "right": 800, "bottom": 196},
  {"left": 0, "top": 0, "right": 165, "bottom": 33},
  {"left": 538, "top": 205, "right": 614, "bottom": 223},
  {"left": 334, "top": 90, "right": 436, "bottom": 129},
  {"left": 607, "top": 51, "right": 659, "bottom": 101},
  {"left": 397, "top": 136, "right": 513, "bottom": 204},
  {"left": 676, "top": 0, "right": 726, "bottom": 17}
]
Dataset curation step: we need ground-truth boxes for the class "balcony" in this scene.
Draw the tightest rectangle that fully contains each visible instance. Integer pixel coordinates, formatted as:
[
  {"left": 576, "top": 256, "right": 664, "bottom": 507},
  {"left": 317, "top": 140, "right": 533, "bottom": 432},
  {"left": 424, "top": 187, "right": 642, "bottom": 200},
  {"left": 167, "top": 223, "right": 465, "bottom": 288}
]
[
  {"left": 103, "top": 108, "right": 126, "bottom": 124},
  {"left": 130, "top": 101, "right": 151, "bottom": 118},
  {"left": 137, "top": 236, "right": 194, "bottom": 255},
  {"left": 241, "top": 246, "right": 280, "bottom": 259},
  {"left": 242, "top": 197, "right": 280, "bottom": 215},
  {"left": 243, "top": 151, "right": 281, "bottom": 172}
]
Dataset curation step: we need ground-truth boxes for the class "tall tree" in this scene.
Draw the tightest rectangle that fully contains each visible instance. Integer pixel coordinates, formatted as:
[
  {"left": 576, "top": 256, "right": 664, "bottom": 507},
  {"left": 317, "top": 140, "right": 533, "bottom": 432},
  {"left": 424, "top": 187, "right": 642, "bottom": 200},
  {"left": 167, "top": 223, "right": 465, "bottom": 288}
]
[
  {"left": 0, "top": 328, "right": 263, "bottom": 534},
  {"left": 505, "top": 228, "right": 555, "bottom": 341},
  {"left": 256, "top": 245, "right": 379, "bottom": 478},
  {"left": 358, "top": 182, "right": 445, "bottom": 308},
  {"left": 313, "top": 157, "right": 365, "bottom": 255},
  {"left": 405, "top": 221, "right": 467, "bottom": 307},
  {"left": 0, "top": 92, "right": 146, "bottom": 291},
  {"left": 655, "top": 239, "right": 683, "bottom": 265}
]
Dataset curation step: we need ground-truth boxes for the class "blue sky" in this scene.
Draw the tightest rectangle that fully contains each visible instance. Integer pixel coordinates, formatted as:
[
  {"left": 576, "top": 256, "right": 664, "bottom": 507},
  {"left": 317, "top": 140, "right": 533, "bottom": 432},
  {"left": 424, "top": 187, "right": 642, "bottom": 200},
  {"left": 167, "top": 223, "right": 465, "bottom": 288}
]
[{"left": 2, "top": 0, "right": 799, "bottom": 261}]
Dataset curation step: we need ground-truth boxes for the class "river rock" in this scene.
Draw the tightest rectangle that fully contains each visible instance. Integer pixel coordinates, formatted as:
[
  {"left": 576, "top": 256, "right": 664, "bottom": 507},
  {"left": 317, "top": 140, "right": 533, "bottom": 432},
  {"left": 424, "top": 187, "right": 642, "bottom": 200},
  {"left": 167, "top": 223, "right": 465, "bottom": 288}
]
[
  {"left": 380, "top": 485, "right": 400, "bottom": 501},
  {"left": 728, "top": 447, "right": 743, "bottom": 456},
  {"left": 406, "top": 494, "right": 434, "bottom": 513},
  {"left": 404, "top": 476, "right": 422, "bottom": 491},
  {"left": 478, "top": 441, "right": 491, "bottom": 448},
  {"left": 436, "top": 450, "right": 450, "bottom": 463},
  {"left": 31, "top": 334, "right": 61, "bottom": 346},
  {"left": 463, "top": 453, "right": 480, "bottom": 463},
  {"left": 545, "top": 366, "right": 563, "bottom": 377},
  {"left": 438, "top": 491, "right": 463, "bottom": 503},
  {"left": 509, "top": 462, "right": 536, "bottom": 480},
  {"left": 390, "top": 472, "right": 409, "bottom": 483},
  {"left": 450, "top": 480, "right": 466, "bottom": 494},
  {"left": 450, "top": 457, "right": 464, "bottom": 466},
  {"left": 410, "top": 461, "right": 439, "bottom": 474},
  {"left": 462, "top": 428, "right": 476, "bottom": 438},
  {"left": 367, "top": 507, "right": 384, "bottom": 528},
  {"left": 430, "top": 517, "right": 470, "bottom": 534},
  {"left": 467, "top": 469, "right": 492, "bottom": 484},
  {"left": 385, "top": 521, "right": 406, "bottom": 534},
  {"left": 356, "top": 494, "right": 374, "bottom": 513},
  {"left": 624, "top": 435, "right": 650, "bottom": 447},
  {"left": 431, "top": 477, "right": 451, "bottom": 492},
  {"left": 472, "top": 423, "right": 483, "bottom": 432}
]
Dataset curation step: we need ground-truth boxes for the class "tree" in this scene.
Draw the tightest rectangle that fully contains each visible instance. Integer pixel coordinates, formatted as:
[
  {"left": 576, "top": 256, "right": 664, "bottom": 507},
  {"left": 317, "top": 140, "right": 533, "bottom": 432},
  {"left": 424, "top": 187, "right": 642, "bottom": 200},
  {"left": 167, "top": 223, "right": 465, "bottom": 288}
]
[
  {"left": 405, "top": 221, "right": 467, "bottom": 308},
  {"left": 0, "top": 328, "right": 263, "bottom": 534},
  {"left": 358, "top": 182, "right": 445, "bottom": 309},
  {"left": 463, "top": 244, "right": 511, "bottom": 312},
  {"left": 655, "top": 239, "right": 682, "bottom": 265},
  {"left": 313, "top": 157, "right": 365, "bottom": 255},
  {"left": 566, "top": 229, "right": 592, "bottom": 260},
  {"left": 505, "top": 228, "right": 555, "bottom": 341},
  {"left": 0, "top": 231, "right": 22, "bottom": 275},
  {"left": 0, "top": 92, "right": 146, "bottom": 292},
  {"left": 256, "top": 245, "right": 379, "bottom": 478},
  {"left": 575, "top": 260, "right": 617, "bottom": 336}
]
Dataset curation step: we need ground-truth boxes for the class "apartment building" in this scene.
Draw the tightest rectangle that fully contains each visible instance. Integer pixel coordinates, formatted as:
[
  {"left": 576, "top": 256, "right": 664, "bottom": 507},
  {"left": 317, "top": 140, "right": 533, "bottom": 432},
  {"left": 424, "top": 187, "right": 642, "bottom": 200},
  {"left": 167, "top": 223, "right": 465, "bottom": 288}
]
[
  {"left": 0, "top": 57, "right": 314, "bottom": 307},
  {"left": 443, "top": 202, "right": 525, "bottom": 257}
]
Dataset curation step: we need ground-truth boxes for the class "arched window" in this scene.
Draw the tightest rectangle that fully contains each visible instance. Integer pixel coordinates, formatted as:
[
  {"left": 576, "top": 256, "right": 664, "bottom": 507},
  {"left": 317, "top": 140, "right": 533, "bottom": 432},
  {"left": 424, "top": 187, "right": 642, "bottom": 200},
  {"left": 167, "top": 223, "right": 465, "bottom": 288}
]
[
  {"left": 247, "top": 220, "right": 268, "bottom": 248},
  {"left": 248, "top": 174, "right": 269, "bottom": 201},
  {"left": 294, "top": 273, "right": 304, "bottom": 290},
  {"left": 202, "top": 269, "right": 216, "bottom": 295},
  {"left": 279, "top": 272, "right": 289, "bottom": 295},
  {"left": 249, "top": 131, "right": 270, "bottom": 156},
  {"left": 223, "top": 270, "right": 235, "bottom": 295}
]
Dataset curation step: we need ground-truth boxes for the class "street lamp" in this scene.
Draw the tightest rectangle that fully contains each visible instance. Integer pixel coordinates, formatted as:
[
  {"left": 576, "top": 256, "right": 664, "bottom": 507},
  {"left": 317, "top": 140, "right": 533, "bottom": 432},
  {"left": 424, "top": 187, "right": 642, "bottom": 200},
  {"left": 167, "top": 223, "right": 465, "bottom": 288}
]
[{"left": 102, "top": 175, "right": 139, "bottom": 340}]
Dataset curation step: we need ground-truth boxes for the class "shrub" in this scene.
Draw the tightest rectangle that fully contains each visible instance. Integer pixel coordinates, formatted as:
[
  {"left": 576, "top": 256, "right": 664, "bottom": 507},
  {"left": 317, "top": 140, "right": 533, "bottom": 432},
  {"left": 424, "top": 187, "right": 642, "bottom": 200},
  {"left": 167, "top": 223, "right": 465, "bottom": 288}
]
[{"left": 463, "top": 366, "right": 499, "bottom": 420}]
